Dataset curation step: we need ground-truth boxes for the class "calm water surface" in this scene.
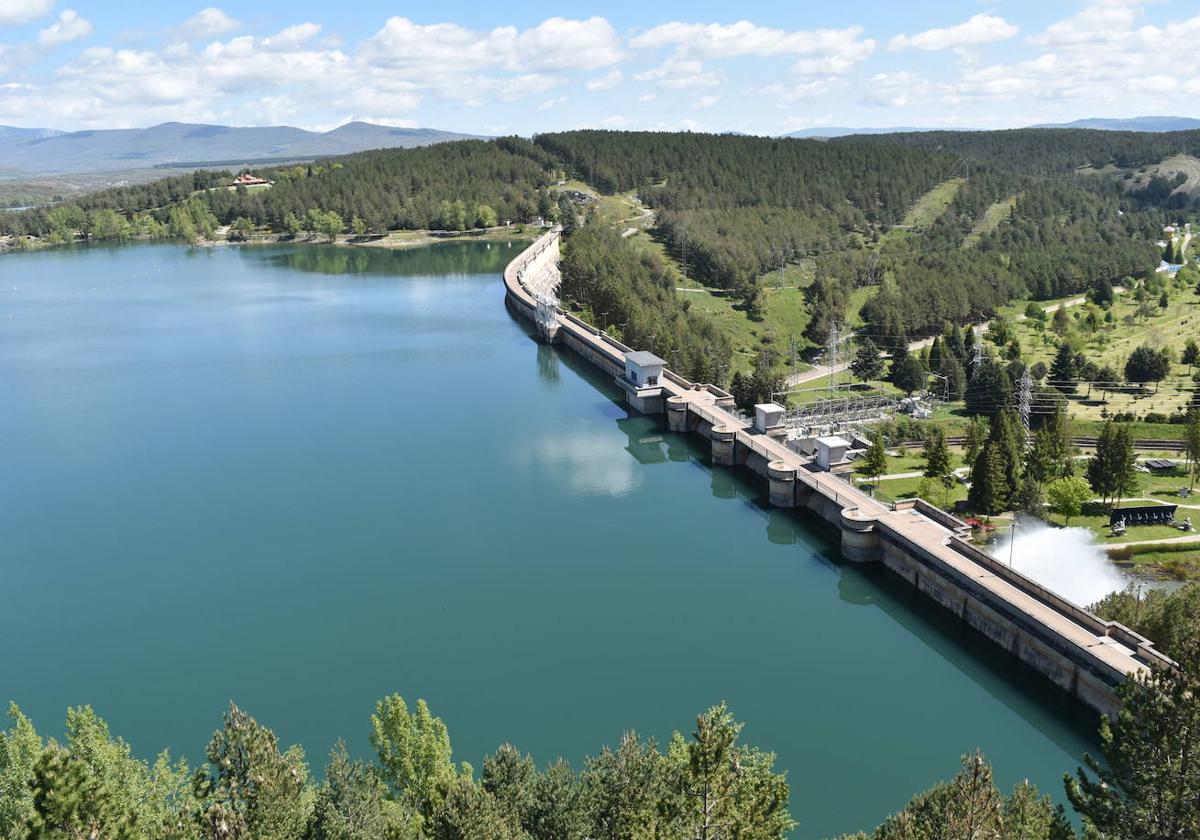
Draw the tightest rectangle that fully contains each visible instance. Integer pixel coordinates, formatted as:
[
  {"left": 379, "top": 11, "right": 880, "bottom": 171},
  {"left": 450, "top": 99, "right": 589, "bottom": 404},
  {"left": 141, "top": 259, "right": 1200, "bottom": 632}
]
[{"left": 1, "top": 241, "right": 1097, "bottom": 838}]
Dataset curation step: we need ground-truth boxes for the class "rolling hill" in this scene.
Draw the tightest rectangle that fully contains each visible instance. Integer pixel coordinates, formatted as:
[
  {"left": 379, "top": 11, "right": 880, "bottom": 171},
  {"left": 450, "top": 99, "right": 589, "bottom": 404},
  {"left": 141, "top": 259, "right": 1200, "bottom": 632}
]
[
  {"left": 1031, "top": 116, "right": 1200, "bottom": 132},
  {"left": 0, "top": 121, "right": 480, "bottom": 175}
]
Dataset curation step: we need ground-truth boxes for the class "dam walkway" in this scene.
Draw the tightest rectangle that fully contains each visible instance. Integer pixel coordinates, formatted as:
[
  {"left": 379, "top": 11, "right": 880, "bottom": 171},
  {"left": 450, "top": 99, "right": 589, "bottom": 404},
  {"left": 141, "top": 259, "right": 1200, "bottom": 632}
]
[{"left": 503, "top": 227, "right": 1172, "bottom": 717}]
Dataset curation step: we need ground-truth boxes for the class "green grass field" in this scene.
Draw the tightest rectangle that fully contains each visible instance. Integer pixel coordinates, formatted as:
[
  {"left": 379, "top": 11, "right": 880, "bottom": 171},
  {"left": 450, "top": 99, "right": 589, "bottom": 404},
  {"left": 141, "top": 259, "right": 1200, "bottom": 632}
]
[
  {"left": 963, "top": 194, "right": 1019, "bottom": 247},
  {"left": 877, "top": 178, "right": 964, "bottom": 250},
  {"left": 992, "top": 275, "right": 1200, "bottom": 420}
]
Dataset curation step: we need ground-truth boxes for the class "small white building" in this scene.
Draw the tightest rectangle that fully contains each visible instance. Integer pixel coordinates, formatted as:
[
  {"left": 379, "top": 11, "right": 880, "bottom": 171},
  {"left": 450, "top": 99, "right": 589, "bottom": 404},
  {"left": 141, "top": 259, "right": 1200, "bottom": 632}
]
[
  {"left": 617, "top": 351, "right": 667, "bottom": 415},
  {"left": 814, "top": 435, "right": 850, "bottom": 471},
  {"left": 623, "top": 351, "right": 665, "bottom": 388},
  {"left": 753, "top": 403, "right": 785, "bottom": 433}
]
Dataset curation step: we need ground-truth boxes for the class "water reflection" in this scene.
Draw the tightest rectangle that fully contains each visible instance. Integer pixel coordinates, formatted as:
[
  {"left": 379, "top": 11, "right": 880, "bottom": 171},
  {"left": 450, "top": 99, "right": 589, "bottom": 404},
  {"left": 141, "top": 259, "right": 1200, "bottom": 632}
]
[
  {"left": 536, "top": 344, "right": 560, "bottom": 385},
  {"left": 253, "top": 240, "right": 521, "bottom": 277}
]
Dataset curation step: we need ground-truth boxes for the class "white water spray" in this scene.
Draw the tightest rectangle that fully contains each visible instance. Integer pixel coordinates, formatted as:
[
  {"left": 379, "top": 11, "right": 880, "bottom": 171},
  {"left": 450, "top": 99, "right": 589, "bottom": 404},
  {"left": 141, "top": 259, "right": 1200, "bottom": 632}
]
[{"left": 990, "top": 520, "right": 1129, "bottom": 607}]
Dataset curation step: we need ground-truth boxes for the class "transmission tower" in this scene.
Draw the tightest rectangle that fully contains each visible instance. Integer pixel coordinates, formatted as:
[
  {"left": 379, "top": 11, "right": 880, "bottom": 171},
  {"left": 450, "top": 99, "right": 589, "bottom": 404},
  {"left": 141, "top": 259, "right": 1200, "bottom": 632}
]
[
  {"left": 826, "top": 321, "right": 841, "bottom": 399},
  {"left": 1017, "top": 369, "right": 1033, "bottom": 438}
]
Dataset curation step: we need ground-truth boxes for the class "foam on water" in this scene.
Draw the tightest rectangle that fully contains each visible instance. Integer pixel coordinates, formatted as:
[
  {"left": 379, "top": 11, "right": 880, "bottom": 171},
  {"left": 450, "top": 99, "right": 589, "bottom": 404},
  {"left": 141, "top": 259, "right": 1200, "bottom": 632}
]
[{"left": 991, "top": 520, "right": 1129, "bottom": 607}]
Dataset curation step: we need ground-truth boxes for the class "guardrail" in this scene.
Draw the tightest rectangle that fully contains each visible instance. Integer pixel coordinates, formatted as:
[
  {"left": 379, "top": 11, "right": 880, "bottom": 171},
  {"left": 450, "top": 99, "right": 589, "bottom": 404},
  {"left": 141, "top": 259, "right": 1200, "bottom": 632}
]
[{"left": 945, "top": 537, "right": 1173, "bottom": 670}]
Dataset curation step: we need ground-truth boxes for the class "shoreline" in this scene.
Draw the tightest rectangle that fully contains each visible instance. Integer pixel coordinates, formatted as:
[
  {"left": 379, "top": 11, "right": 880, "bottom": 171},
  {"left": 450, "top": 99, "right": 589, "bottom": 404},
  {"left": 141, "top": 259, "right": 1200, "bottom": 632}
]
[{"left": 0, "top": 224, "right": 540, "bottom": 255}]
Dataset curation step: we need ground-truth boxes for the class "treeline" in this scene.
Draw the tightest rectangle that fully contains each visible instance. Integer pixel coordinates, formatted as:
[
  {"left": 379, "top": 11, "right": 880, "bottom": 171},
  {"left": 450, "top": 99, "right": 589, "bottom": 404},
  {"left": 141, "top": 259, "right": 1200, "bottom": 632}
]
[
  {"left": 0, "top": 699, "right": 792, "bottom": 840},
  {"left": 859, "top": 178, "right": 1161, "bottom": 338},
  {"left": 536, "top": 130, "right": 1175, "bottom": 343},
  {"left": 536, "top": 130, "right": 957, "bottom": 295},
  {"left": 6, "top": 595, "right": 1200, "bottom": 840},
  {"left": 0, "top": 140, "right": 554, "bottom": 240},
  {"left": 839, "top": 127, "right": 1200, "bottom": 182},
  {"left": 559, "top": 224, "right": 732, "bottom": 384}
]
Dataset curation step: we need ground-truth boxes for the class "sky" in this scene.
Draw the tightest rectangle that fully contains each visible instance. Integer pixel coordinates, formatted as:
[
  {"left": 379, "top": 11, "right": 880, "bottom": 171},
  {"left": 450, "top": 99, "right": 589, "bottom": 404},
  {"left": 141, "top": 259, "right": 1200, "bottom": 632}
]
[{"left": 0, "top": 0, "right": 1197, "bottom": 134}]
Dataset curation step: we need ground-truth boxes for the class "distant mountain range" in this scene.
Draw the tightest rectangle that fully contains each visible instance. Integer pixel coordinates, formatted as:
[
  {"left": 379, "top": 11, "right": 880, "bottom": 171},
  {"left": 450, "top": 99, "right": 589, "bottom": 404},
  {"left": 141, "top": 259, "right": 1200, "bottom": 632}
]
[
  {"left": 0, "top": 122, "right": 480, "bottom": 176},
  {"left": 784, "top": 126, "right": 970, "bottom": 139},
  {"left": 787, "top": 116, "right": 1200, "bottom": 140},
  {"left": 1030, "top": 116, "right": 1200, "bottom": 132}
]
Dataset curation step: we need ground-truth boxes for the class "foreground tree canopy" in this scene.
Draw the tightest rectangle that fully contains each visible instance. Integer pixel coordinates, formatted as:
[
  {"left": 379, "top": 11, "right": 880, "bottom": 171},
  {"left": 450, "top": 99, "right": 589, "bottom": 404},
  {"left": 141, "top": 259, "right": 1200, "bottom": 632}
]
[{"left": 0, "top": 700, "right": 794, "bottom": 840}]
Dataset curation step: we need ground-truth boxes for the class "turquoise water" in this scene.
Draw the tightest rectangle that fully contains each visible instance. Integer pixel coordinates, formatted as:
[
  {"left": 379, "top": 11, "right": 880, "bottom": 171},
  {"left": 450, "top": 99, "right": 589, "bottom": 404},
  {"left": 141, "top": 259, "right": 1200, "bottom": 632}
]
[{"left": 0, "top": 242, "right": 1096, "bottom": 838}]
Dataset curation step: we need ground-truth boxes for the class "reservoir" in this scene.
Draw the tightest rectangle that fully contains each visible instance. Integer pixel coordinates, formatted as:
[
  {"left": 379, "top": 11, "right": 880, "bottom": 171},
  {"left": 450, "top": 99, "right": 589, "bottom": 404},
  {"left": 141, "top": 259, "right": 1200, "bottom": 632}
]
[{"left": 1, "top": 241, "right": 1097, "bottom": 838}]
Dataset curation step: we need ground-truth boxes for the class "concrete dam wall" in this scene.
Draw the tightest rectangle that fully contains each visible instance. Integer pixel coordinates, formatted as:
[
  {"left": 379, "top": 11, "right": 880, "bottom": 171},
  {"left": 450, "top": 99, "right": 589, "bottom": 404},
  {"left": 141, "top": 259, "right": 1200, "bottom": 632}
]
[{"left": 503, "top": 229, "right": 1172, "bottom": 718}]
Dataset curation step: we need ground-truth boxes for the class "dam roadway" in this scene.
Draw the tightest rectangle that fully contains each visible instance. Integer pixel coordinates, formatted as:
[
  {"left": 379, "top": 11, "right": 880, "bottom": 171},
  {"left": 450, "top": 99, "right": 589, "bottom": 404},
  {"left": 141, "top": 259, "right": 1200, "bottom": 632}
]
[{"left": 504, "top": 228, "right": 1172, "bottom": 717}]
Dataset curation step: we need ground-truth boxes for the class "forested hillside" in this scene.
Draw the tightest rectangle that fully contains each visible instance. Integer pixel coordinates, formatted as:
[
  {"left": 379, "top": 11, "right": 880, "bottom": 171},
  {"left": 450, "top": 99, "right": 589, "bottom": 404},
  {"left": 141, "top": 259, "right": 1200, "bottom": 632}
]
[
  {"left": 536, "top": 130, "right": 1184, "bottom": 342},
  {"left": 2, "top": 127, "right": 1197, "bottom": 387},
  {"left": 1, "top": 139, "right": 555, "bottom": 240},
  {"left": 840, "top": 128, "right": 1200, "bottom": 179}
]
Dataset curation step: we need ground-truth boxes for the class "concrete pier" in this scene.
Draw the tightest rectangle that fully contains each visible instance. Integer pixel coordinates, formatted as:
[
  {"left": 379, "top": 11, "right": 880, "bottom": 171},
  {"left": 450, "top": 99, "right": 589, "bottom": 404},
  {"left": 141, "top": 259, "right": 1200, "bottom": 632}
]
[
  {"left": 503, "top": 229, "right": 1173, "bottom": 718},
  {"left": 666, "top": 395, "right": 690, "bottom": 432},
  {"left": 710, "top": 425, "right": 737, "bottom": 466},
  {"left": 767, "top": 461, "right": 798, "bottom": 508}
]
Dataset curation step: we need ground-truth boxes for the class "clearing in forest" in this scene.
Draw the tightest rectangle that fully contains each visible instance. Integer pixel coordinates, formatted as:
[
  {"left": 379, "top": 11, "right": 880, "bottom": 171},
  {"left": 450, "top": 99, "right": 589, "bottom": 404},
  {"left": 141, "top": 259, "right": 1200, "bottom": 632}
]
[{"left": 963, "top": 194, "right": 1019, "bottom": 247}]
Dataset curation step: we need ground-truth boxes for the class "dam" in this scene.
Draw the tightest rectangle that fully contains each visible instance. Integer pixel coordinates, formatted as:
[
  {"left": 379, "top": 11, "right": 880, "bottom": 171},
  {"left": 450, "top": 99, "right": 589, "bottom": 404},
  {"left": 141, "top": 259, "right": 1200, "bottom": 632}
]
[{"left": 505, "top": 227, "right": 1172, "bottom": 718}]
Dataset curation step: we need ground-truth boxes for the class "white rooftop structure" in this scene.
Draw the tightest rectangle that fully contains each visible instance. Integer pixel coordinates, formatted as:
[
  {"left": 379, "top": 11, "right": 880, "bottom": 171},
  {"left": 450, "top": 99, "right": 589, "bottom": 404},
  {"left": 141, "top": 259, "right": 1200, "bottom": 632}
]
[
  {"left": 814, "top": 435, "right": 850, "bottom": 471},
  {"left": 624, "top": 351, "right": 665, "bottom": 389},
  {"left": 753, "top": 403, "right": 785, "bottom": 433}
]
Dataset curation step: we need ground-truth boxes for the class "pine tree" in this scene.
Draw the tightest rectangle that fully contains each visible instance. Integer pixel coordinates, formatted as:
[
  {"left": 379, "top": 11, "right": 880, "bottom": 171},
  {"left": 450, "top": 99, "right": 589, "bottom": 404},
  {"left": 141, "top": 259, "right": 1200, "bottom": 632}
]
[
  {"left": 193, "top": 704, "right": 310, "bottom": 840},
  {"left": 0, "top": 704, "right": 42, "bottom": 839},
  {"left": 862, "top": 435, "right": 888, "bottom": 489},
  {"left": 674, "top": 704, "right": 793, "bottom": 840},
  {"left": 1049, "top": 343, "right": 1077, "bottom": 393},
  {"left": 940, "top": 355, "right": 967, "bottom": 402},
  {"left": 922, "top": 428, "right": 954, "bottom": 487},
  {"left": 1067, "top": 634, "right": 1200, "bottom": 839},
  {"left": 928, "top": 335, "right": 944, "bottom": 375},
  {"left": 990, "top": 409, "right": 1025, "bottom": 494},
  {"left": 969, "top": 442, "right": 1009, "bottom": 515},
  {"left": 1087, "top": 420, "right": 1118, "bottom": 505},
  {"left": 370, "top": 696, "right": 455, "bottom": 815},
  {"left": 850, "top": 338, "right": 884, "bottom": 382}
]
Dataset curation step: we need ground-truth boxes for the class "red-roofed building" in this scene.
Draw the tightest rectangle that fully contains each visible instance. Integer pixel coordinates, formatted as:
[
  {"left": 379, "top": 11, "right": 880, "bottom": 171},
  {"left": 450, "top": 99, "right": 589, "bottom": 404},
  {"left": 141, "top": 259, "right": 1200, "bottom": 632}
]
[{"left": 233, "top": 173, "right": 272, "bottom": 187}]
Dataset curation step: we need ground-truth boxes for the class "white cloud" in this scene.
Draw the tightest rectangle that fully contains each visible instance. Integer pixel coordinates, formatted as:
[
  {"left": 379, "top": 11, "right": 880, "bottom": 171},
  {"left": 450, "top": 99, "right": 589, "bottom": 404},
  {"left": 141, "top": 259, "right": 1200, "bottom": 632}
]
[
  {"left": 263, "top": 23, "right": 321, "bottom": 51},
  {"left": 635, "top": 57, "right": 722, "bottom": 90},
  {"left": 760, "top": 77, "right": 845, "bottom": 103},
  {"left": 890, "top": 14, "right": 1017, "bottom": 51},
  {"left": 538, "top": 95, "right": 567, "bottom": 111},
  {"left": 694, "top": 95, "right": 720, "bottom": 109},
  {"left": 630, "top": 20, "right": 874, "bottom": 63},
  {"left": 1029, "top": 2, "right": 1139, "bottom": 47},
  {"left": 360, "top": 16, "right": 621, "bottom": 75},
  {"left": 630, "top": 19, "right": 874, "bottom": 101},
  {"left": 0, "top": 0, "right": 54, "bottom": 25},
  {"left": 585, "top": 69, "right": 622, "bottom": 91},
  {"left": 861, "top": 71, "right": 933, "bottom": 107},
  {"left": 939, "top": 5, "right": 1200, "bottom": 106},
  {"left": 37, "top": 8, "right": 90, "bottom": 47},
  {"left": 180, "top": 7, "right": 240, "bottom": 39}
]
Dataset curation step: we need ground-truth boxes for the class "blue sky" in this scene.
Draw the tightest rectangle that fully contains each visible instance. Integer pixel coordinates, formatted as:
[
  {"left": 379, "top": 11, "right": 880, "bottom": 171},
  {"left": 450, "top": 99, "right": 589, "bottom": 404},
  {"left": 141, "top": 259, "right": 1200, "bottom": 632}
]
[{"left": 0, "top": 0, "right": 1197, "bottom": 133}]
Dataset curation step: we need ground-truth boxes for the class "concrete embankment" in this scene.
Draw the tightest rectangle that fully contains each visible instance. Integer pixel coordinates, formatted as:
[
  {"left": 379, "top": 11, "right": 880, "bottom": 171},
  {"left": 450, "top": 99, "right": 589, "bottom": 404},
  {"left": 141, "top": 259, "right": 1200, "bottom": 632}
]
[{"left": 503, "top": 229, "right": 1173, "bottom": 717}]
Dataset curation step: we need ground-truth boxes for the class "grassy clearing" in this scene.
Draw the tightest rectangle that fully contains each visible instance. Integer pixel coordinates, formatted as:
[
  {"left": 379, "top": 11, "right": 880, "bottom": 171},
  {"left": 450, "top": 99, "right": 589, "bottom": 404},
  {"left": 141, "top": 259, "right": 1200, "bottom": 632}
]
[
  {"left": 845, "top": 286, "right": 878, "bottom": 329},
  {"left": 861, "top": 475, "right": 971, "bottom": 507},
  {"left": 1082, "top": 154, "right": 1200, "bottom": 200},
  {"left": 877, "top": 178, "right": 964, "bottom": 250},
  {"left": 963, "top": 195, "right": 1019, "bottom": 247},
  {"left": 675, "top": 280, "right": 815, "bottom": 375},
  {"left": 1002, "top": 275, "right": 1200, "bottom": 420}
]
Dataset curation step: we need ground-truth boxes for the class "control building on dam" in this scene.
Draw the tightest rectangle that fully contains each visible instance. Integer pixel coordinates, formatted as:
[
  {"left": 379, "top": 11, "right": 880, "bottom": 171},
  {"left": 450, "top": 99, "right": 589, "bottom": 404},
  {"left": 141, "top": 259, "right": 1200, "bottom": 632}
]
[{"left": 504, "top": 227, "right": 1173, "bottom": 718}]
